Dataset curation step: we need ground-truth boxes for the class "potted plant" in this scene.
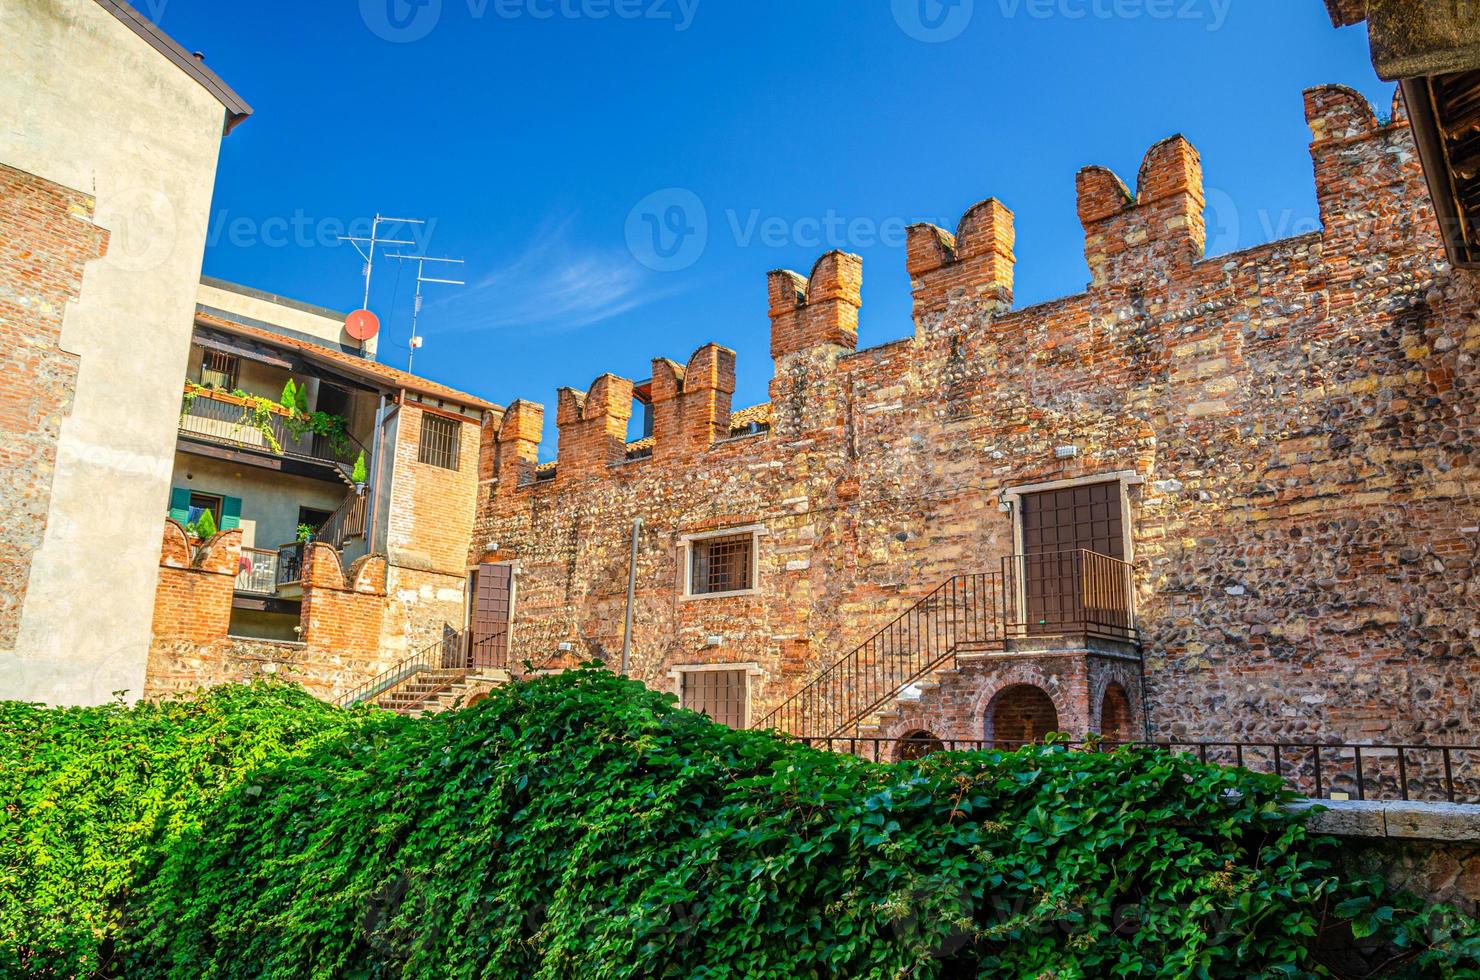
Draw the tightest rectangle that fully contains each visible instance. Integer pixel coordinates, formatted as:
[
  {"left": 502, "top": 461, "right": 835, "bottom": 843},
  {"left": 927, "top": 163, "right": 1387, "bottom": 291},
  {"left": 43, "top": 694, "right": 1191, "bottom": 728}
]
[
  {"left": 297, "top": 523, "right": 316, "bottom": 543},
  {"left": 351, "top": 450, "right": 368, "bottom": 494},
  {"left": 192, "top": 509, "right": 218, "bottom": 541}
]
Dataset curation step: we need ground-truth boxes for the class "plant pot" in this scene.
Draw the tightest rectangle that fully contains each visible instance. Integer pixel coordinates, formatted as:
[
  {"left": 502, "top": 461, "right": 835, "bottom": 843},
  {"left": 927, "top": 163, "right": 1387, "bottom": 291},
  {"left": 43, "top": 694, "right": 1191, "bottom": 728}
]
[{"left": 355, "top": 482, "right": 367, "bottom": 495}]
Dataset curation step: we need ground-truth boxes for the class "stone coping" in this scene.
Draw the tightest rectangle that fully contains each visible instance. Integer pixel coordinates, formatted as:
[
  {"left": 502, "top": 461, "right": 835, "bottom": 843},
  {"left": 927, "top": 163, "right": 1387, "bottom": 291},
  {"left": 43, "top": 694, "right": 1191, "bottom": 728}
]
[{"left": 1291, "top": 800, "right": 1480, "bottom": 843}]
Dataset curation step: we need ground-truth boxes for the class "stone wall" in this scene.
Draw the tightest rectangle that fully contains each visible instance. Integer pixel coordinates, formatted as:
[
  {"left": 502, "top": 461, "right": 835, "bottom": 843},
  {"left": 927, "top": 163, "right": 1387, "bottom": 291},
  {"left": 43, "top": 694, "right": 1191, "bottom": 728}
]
[
  {"left": 475, "top": 84, "right": 1479, "bottom": 745},
  {"left": 0, "top": 165, "right": 107, "bottom": 649}
]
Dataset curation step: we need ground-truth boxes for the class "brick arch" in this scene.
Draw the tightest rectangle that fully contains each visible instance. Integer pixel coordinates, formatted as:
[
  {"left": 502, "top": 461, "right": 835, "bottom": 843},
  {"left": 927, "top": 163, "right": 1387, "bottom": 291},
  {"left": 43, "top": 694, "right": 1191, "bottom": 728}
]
[
  {"left": 1090, "top": 669, "right": 1143, "bottom": 742},
  {"left": 893, "top": 729, "right": 945, "bottom": 762},
  {"left": 983, "top": 684, "right": 1061, "bottom": 750},
  {"left": 969, "top": 667, "right": 1075, "bottom": 746}
]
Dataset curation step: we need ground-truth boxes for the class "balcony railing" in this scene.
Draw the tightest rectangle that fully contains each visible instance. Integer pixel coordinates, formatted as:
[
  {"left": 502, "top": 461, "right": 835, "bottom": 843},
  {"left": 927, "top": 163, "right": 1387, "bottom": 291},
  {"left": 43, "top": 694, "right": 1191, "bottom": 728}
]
[
  {"left": 235, "top": 548, "right": 280, "bottom": 595},
  {"left": 276, "top": 542, "right": 305, "bottom": 587},
  {"left": 179, "top": 385, "right": 368, "bottom": 470}
]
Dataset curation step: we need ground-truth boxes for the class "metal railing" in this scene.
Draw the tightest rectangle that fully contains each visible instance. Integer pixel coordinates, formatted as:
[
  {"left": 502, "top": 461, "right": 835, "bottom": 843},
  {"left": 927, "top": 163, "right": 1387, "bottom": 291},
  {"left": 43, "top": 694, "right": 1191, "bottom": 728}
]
[
  {"left": 179, "top": 386, "right": 369, "bottom": 468},
  {"left": 338, "top": 628, "right": 467, "bottom": 707},
  {"left": 317, "top": 489, "right": 368, "bottom": 551},
  {"left": 235, "top": 548, "right": 280, "bottom": 595},
  {"left": 276, "top": 542, "right": 305, "bottom": 587},
  {"left": 798, "top": 737, "right": 1480, "bottom": 804},
  {"left": 336, "top": 627, "right": 513, "bottom": 709},
  {"left": 758, "top": 552, "right": 1136, "bottom": 740}
]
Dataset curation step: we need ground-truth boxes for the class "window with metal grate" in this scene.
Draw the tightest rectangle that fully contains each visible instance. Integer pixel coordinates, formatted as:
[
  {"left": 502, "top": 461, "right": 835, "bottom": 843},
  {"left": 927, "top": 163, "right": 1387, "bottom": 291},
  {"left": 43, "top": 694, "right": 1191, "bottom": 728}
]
[
  {"left": 690, "top": 533, "right": 753, "bottom": 595},
  {"left": 680, "top": 668, "right": 749, "bottom": 728},
  {"left": 418, "top": 413, "right": 461, "bottom": 470},
  {"left": 200, "top": 350, "right": 239, "bottom": 390}
]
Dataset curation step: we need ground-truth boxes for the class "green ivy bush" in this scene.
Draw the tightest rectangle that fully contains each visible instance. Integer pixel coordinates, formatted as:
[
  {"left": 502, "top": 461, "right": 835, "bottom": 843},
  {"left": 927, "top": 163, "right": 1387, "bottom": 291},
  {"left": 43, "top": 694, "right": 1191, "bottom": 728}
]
[
  {"left": 5, "top": 670, "right": 1477, "bottom": 978},
  {"left": 0, "top": 684, "right": 397, "bottom": 977}
]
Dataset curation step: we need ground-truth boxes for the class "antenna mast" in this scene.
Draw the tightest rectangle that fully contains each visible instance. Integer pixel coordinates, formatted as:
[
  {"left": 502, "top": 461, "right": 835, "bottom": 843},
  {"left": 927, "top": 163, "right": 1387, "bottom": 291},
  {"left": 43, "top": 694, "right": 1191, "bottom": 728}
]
[
  {"left": 389, "top": 253, "right": 465, "bottom": 372},
  {"left": 338, "top": 214, "right": 426, "bottom": 311}
]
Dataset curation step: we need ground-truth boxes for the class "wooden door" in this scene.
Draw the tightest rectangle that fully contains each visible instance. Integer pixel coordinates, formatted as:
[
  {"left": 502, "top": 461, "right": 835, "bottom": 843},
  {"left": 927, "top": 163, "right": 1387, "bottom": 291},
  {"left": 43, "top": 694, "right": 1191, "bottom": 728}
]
[
  {"left": 1019, "top": 482, "right": 1124, "bottom": 633},
  {"left": 469, "top": 564, "right": 513, "bottom": 670}
]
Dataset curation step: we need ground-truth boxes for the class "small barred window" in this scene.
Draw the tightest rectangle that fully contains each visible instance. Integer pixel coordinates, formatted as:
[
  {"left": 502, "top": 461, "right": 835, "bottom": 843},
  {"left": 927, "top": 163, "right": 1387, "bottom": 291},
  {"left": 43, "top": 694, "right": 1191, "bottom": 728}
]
[
  {"left": 689, "top": 533, "right": 753, "bottom": 596},
  {"left": 418, "top": 413, "right": 461, "bottom": 470}
]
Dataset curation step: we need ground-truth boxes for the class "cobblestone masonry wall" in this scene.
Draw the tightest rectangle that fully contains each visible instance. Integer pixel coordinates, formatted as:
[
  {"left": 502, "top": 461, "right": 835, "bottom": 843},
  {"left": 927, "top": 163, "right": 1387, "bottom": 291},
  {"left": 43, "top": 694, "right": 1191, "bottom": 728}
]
[
  {"left": 476, "top": 85, "right": 1478, "bottom": 744},
  {"left": 0, "top": 166, "right": 107, "bottom": 650}
]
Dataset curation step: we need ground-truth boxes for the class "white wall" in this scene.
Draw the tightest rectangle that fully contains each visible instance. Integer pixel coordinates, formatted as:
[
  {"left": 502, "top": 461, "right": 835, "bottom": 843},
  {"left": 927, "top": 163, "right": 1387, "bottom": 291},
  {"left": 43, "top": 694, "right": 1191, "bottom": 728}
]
[{"left": 0, "top": 0, "right": 231, "bottom": 704}]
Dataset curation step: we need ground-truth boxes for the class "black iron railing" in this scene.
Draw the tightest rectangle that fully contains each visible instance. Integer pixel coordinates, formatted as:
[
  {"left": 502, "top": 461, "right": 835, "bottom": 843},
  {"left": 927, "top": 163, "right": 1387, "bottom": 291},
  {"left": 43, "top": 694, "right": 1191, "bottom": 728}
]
[
  {"left": 799, "top": 737, "right": 1480, "bottom": 804},
  {"left": 336, "top": 627, "right": 513, "bottom": 709},
  {"left": 757, "top": 551, "right": 1136, "bottom": 740},
  {"left": 338, "top": 628, "right": 468, "bottom": 707},
  {"left": 276, "top": 541, "right": 305, "bottom": 587}
]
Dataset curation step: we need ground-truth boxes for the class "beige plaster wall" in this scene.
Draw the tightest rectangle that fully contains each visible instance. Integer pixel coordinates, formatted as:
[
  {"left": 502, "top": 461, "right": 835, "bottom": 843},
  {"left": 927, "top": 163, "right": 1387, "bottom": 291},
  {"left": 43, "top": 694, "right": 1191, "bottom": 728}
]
[{"left": 0, "top": 0, "right": 231, "bottom": 703}]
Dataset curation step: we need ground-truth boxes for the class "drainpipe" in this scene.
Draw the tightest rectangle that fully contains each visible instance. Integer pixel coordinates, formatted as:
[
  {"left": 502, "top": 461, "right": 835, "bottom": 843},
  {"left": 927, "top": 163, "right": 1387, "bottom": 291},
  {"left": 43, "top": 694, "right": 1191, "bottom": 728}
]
[
  {"left": 366, "top": 393, "right": 387, "bottom": 551},
  {"left": 621, "top": 518, "right": 642, "bottom": 676}
]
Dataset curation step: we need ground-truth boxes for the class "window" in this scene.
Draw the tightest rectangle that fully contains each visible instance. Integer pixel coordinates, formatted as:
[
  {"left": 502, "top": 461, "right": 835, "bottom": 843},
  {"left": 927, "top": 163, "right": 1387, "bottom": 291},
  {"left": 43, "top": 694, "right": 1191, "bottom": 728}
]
[
  {"left": 689, "top": 532, "right": 754, "bottom": 596},
  {"left": 186, "top": 492, "right": 223, "bottom": 530},
  {"left": 680, "top": 668, "right": 750, "bottom": 728},
  {"left": 418, "top": 413, "right": 461, "bottom": 470},
  {"left": 199, "top": 350, "right": 239, "bottom": 390}
]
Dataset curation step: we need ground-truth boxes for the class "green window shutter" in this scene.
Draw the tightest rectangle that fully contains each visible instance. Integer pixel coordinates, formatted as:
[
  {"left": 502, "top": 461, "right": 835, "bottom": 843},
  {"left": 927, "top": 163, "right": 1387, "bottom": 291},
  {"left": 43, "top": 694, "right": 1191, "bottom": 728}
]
[
  {"left": 168, "top": 487, "right": 192, "bottom": 524},
  {"left": 221, "top": 495, "right": 243, "bottom": 530}
]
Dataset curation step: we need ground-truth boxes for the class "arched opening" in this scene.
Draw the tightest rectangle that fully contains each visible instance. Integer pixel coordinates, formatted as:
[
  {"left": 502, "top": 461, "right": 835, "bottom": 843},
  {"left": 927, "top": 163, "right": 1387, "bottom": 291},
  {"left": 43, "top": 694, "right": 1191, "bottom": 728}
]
[
  {"left": 894, "top": 730, "right": 945, "bottom": 762},
  {"left": 985, "top": 684, "right": 1059, "bottom": 750},
  {"left": 1098, "top": 683, "right": 1134, "bottom": 747}
]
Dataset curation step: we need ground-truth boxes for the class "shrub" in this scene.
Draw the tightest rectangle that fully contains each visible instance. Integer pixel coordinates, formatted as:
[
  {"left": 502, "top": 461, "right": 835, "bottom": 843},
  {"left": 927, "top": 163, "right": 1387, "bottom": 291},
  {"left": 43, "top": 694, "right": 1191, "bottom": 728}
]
[
  {"left": 4, "top": 672, "right": 1476, "bottom": 978},
  {"left": 278, "top": 378, "right": 297, "bottom": 412},
  {"left": 191, "top": 508, "right": 217, "bottom": 540},
  {"left": 0, "top": 685, "right": 394, "bottom": 978},
  {"left": 351, "top": 449, "right": 368, "bottom": 485},
  {"left": 114, "top": 670, "right": 1478, "bottom": 978}
]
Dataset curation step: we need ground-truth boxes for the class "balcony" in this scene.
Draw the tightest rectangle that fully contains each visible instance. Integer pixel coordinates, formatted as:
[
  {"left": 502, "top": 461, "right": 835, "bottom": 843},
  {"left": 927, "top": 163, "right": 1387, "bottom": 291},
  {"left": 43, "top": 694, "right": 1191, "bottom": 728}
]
[
  {"left": 235, "top": 547, "right": 280, "bottom": 595},
  {"left": 178, "top": 385, "right": 367, "bottom": 476}
]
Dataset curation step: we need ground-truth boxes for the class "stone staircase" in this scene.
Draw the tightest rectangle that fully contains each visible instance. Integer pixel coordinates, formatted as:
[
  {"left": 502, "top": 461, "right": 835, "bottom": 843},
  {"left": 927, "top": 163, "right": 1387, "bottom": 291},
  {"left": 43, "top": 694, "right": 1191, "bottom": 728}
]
[
  {"left": 372, "top": 668, "right": 510, "bottom": 716},
  {"left": 853, "top": 666, "right": 960, "bottom": 738}
]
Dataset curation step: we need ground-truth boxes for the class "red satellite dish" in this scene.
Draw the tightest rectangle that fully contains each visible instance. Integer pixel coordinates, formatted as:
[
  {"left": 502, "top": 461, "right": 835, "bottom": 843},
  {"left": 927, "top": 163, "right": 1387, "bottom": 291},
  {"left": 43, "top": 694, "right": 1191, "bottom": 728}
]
[{"left": 345, "top": 309, "right": 380, "bottom": 341}]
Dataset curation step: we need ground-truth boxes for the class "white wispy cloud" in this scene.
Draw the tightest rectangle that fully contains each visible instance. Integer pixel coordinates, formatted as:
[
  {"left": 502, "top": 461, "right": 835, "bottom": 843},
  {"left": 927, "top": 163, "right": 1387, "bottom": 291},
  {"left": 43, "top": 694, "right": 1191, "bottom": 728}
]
[{"left": 438, "top": 216, "right": 675, "bottom": 333}]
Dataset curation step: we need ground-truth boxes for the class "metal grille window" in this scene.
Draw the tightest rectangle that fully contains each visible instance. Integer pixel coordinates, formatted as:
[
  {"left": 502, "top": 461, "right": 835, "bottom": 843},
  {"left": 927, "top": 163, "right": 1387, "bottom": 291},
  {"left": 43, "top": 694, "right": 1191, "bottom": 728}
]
[
  {"left": 199, "top": 350, "right": 239, "bottom": 390},
  {"left": 418, "top": 413, "right": 461, "bottom": 470},
  {"left": 690, "top": 533, "right": 753, "bottom": 595},
  {"left": 680, "top": 668, "right": 749, "bottom": 728}
]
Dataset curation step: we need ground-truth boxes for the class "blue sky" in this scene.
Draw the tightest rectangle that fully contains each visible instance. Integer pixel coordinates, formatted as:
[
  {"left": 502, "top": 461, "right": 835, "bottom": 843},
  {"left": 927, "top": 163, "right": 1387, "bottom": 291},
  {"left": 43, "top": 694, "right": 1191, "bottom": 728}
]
[{"left": 149, "top": 1, "right": 1386, "bottom": 455}]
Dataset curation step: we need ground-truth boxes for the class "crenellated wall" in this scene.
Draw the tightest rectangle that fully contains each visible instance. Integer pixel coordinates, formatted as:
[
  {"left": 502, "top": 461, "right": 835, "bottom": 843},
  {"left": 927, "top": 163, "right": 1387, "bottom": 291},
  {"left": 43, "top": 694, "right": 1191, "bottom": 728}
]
[{"left": 474, "top": 85, "right": 1479, "bottom": 744}]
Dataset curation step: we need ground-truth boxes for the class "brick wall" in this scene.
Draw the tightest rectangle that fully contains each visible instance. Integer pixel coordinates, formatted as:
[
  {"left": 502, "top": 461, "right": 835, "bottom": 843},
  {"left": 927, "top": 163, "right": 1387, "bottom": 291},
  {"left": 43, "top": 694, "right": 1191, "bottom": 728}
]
[
  {"left": 0, "top": 165, "right": 108, "bottom": 649},
  {"left": 144, "top": 525, "right": 400, "bottom": 701},
  {"left": 475, "top": 84, "right": 1478, "bottom": 745}
]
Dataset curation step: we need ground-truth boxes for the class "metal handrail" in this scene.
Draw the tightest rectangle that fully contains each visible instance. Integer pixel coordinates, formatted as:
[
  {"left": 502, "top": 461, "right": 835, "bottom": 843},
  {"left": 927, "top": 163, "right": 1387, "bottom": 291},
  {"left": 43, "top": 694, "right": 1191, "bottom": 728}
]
[
  {"left": 799, "top": 737, "right": 1480, "bottom": 805},
  {"left": 757, "top": 551, "right": 1137, "bottom": 740},
  {"left": 234, "top": 547, "right": 280, "bottom": 595},
  {"left": 317, "top": 489, "right": 368, "bottom": 551},
  {"left": 338, "top": 628, "right": 466, "bottom": 707}
]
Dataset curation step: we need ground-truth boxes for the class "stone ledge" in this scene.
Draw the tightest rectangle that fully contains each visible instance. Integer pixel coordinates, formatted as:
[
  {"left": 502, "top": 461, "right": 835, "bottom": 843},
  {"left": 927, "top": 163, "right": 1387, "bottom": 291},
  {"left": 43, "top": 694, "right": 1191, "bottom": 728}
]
[{"left": 1290, "top": 800, "right": 1480, "bottom": 843}]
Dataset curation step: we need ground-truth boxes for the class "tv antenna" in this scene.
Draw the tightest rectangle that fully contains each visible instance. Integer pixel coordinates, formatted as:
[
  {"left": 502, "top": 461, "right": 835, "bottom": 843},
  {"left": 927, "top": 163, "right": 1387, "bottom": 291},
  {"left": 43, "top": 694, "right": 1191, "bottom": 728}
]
[
  {"left": 338, "top": 213, "right": 426, "bottom": 313},
  {"left": 389, "top": 253, "right": 465, "bottom": 372}
]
